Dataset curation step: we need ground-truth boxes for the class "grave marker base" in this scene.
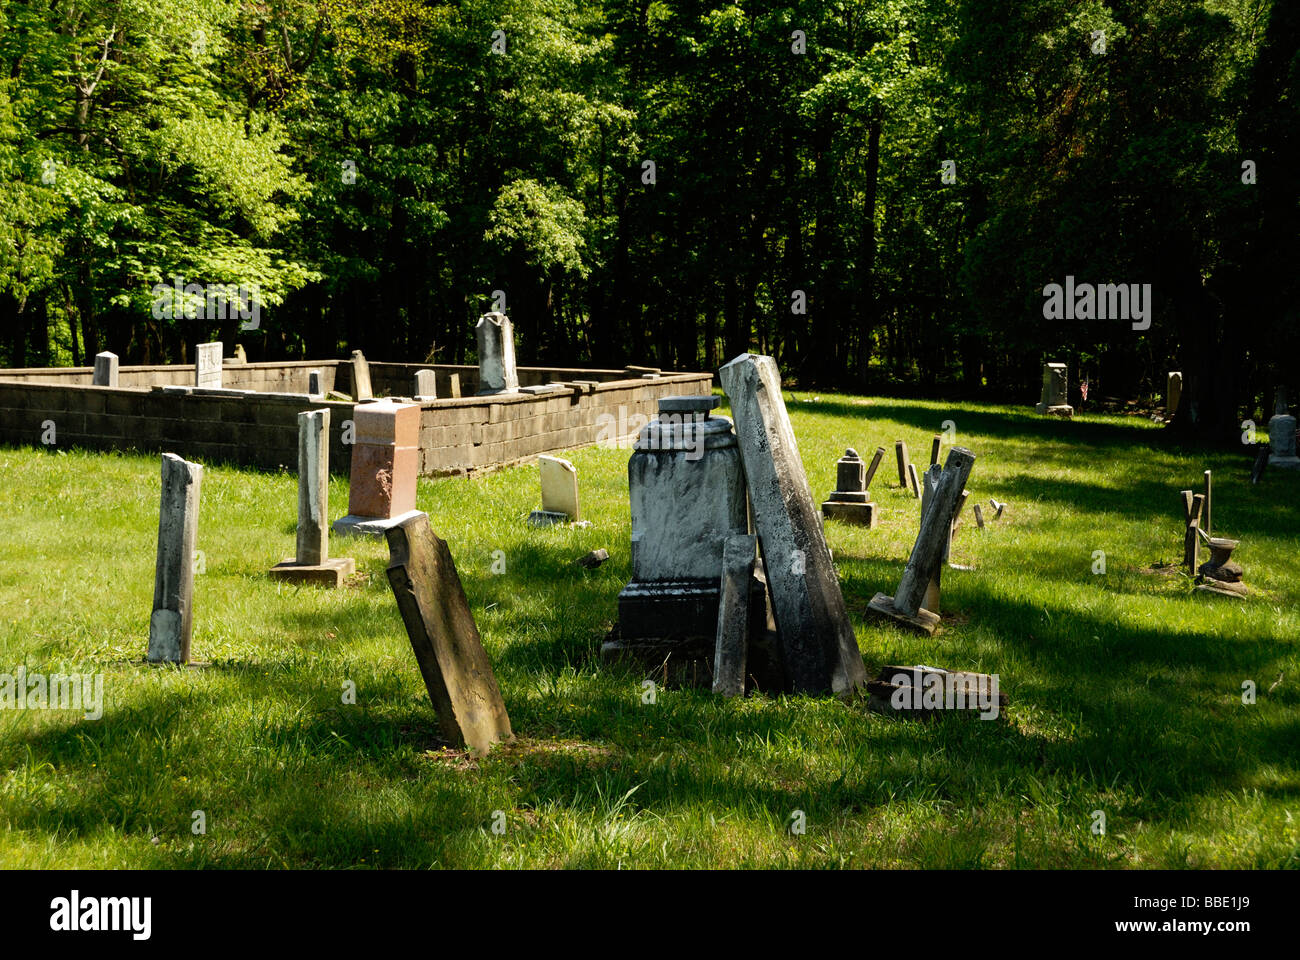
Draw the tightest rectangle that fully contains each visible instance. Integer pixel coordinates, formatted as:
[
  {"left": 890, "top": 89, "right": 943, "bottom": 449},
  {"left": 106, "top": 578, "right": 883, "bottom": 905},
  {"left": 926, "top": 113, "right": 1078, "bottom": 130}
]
[
  {"left": 270, "top": 557, "right": 356, "bottom": 588},
  {"left": 866, "top": 591, "right": 941, "bottom": 636},
  {"left": 526, "top": 510, "right": 569, "bottom": 527},
  {"left": 333, "top": 509, "right": 425, "bottom": 538},
  {"left": 821, "top": 501, "right": 877, "bottom": 527}
]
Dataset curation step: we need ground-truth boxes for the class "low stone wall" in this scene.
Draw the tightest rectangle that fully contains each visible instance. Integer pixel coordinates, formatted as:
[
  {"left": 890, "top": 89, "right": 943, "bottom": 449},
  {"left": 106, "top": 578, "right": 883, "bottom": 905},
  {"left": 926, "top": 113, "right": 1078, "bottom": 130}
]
[{"left": 0, "top": 362, "right": 713, "bottom": 477}]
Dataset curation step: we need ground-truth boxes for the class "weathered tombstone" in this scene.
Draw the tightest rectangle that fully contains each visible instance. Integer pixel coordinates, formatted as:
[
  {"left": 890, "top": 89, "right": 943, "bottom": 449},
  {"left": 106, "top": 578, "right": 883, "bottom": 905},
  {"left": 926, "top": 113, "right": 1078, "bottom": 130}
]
[
  {"left": 1268, "top": 387, "right": 1299, "bottom": 469},
  {"left": 476, "top": 312, "right": 519, "bottom": 395},
  {"left": 713, "top": 534, "right": 756, "bottom": 697},
  {"left": 350, "top": 350, "right": 373, "bottom": 401},
  {"left": 528, "top": 455, "right": 580, "bottom": 526},
  {"left": 1166, "top": 372, "right": 1183, "bottom": 415},
  {"left": 894, "top": 440, "right": 910, "bottom": 488},
  {"left": 1034, "top": 362, "right": 1073, "bottom": 417},
  {"left": 864, "top": 447, "right": 885, "bottom": 489},
  {"left": 605, "top": 394, "right": 778, "bottom": 689},
  {"left": 195, "top": 342, "right": 222, "bottom": 389},
  {"left": 233, "top": 344, "right": 248, "bottom": 364},
  {"left": 919, "top": 464, "right": 944, "bottom": 613},
  {"left": 413, "top": 369, "right": 437, "bottom": 401},
  {"left": 989, "top": 498, "right": 1006, "bottom": 520},
  {"left": 333, "top": 399, "right": 422, "bottom": 537},
  {"left": 1182, "top": 491, "right": 1205, "bottom": 574},
  {"left": 719, "top": 354, "right": 866, "bottom": 696},
  {"left": 868, "top": 447, "right": 976, "bottom": 635},
  {"left": 93, "top": 351, "right": 119, "bottom": 387},
  {"left": 577, "top": 548, "right": 609, "bottom": 568},
  {"left": 270, "top": 410, "right": 356, "bottom": 587},
  {"left": 148, "top": 454, "right": 203, "bottom": 663},
  {"left": 384, "top": 512, "right": 514, "bottom": 756},
  {"left": 821, "top": 448, "right": 877, "bottom": 527},
  {"left": 973, "top": 503, "right": 985, "bottom": 528},
  {"left": 866, "top": 664, "right": 1007, "bottom": 718},
  {"left": 448, "top": 373, "right": 462, "bottom": 399},
  {"left": 307, "top": 369, "right": 323, "bottom": 397},
  {"left": 1251, "top": 444, "right": 1269, "bottom": 484},
  {"left": 1195, "top": 536, "right": 1247, "bottom": 598},
  {"left": 907, "top": 462, "right": 921, "bottom": 499},
  {"left": 930, "top": 435, "right": 941, "bottom": 466}
]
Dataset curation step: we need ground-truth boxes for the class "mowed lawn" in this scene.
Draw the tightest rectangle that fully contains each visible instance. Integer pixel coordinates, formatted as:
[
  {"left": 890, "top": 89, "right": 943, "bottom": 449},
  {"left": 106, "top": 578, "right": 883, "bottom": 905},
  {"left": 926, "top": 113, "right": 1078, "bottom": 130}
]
[{"left": 1, "top": 393, "right": 1297, "bottom": 869}]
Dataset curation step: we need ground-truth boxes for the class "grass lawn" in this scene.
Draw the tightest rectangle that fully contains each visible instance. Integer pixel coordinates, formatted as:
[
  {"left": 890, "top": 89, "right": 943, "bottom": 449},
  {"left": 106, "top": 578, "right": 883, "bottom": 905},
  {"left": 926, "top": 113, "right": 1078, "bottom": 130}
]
[{"left": 1, "top": 393, "right": 1297, "bottom": 869}]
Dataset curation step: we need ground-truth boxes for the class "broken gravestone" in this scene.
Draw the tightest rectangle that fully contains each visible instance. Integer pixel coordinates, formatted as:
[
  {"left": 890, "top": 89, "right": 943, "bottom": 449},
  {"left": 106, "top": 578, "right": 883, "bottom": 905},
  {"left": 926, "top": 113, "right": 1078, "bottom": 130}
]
[
  {"left": 148, "top": 453, "right": 202, "bottom": 663},
  {"left": 270, "top": 409, "right": 355, "bottom": 587},
  {"left": 719, "top": 353, "right": 866, "bottom": 696}
]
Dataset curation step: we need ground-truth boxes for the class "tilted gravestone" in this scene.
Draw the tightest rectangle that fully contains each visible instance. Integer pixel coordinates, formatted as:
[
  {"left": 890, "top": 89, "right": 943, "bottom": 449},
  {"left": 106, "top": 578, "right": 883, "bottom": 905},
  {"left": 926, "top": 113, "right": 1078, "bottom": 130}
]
[
  {"left": 868, "top": 447, "right": 976, "bottom": 635},
  {"left": 148, "top": 454, "right": 202, "bottom": 663},
  {"left": 528, "top": 455, "right": 580, "bottom": 526},
  {"left": 195, "top": 342, "right": 222, "bottom": 389},
  {"left": 719, "top": 353, "right": 866, "bottom": 696},
  {"left": 350, "top": 350, "right": 373, "bottom": 401},
  {"left": 271, "top": 410, "right": 355, "bottom": 587},
  {"left": 385, "top": 513, "right": 514, "bottom": 756},
  {"left": 476, "top": 312, "right": 519, "bottom": 395},
  {"left": 93, "top": 351, "right": 118, "bottom": 387},
  {"left": 334, "top": 399, "right": 422, "bottom": 537}
]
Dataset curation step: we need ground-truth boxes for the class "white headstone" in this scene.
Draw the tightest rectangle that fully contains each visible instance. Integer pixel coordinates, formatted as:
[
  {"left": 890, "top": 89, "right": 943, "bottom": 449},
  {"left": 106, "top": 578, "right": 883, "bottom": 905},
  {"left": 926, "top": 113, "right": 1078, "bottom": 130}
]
[
  {"left": 297, "top": 410, "right": 330, "bottom": 565},
  {"left": 414, "top": 369, "right": 437, "bottom": 401},
  {"left": 538, "top": 455, "right": 579, "bottom": 520},
  {"left": 93, "top": 351, "right": 118, "bottom": 387},
  {"left": 195, "top": 342, "right": 223, "bottom": 389}
]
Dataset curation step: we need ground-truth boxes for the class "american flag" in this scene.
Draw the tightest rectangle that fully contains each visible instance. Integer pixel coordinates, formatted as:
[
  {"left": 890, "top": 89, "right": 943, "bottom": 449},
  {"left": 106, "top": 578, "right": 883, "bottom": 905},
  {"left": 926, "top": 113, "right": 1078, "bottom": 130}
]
[{"left": 1080, "top": 380, "right": 1089, "bottom": 402}]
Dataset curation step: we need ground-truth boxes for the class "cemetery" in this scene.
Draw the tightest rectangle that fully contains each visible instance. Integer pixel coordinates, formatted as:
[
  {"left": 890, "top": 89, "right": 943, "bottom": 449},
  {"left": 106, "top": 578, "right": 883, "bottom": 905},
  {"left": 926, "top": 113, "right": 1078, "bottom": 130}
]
[
  {"left": 1, "top": 0, "right": 1298, "bottom": 885},
  {"left": 1, "top": 340, "right": 1297, "bottom": 869}
]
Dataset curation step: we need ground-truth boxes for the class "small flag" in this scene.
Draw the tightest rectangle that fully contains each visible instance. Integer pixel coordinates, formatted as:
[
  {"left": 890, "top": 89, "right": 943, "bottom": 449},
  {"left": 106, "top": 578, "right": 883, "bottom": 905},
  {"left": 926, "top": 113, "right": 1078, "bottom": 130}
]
[{"left": 1080, "top": 380, "right": 1090, "bottom": 402}]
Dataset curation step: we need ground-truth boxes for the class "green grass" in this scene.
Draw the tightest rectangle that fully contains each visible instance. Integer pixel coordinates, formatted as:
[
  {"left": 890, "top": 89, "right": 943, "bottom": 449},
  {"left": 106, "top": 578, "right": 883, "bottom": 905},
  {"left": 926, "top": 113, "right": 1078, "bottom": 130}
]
[{"left": 1, "top": 393, "right": 1298, "bottom": 869}]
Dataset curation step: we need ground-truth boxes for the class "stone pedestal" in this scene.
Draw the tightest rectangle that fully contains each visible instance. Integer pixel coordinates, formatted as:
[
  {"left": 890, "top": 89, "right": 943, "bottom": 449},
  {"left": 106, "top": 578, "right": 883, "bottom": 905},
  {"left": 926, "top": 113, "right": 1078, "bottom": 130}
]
[
  {"left": 334, "top": 399, "right": 421, "bottom": 538},
  {"left": 604, "top": 393, "right": 782, "bottom": 690},
  {"left": 271, "top": 409, "right": 356, "bottom": 587},
  {"left": 1034, "top": 362, "right": 1073, "bottom": 417},
  {"left": 821, "top": 448, "right": 877, "bottom": 526},
  {"left": 476, "top": 312, "right": 519, "bottom": 395}
]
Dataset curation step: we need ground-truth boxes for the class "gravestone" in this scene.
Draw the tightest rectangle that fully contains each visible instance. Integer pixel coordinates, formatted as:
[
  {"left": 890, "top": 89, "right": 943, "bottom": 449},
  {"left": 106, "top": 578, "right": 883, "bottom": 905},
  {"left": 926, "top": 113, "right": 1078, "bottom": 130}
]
[
  {"left": 476, "top": 312, "right": 519, "bottom": 395},
  {"left": 413, "top": 369, "right": 437, "bottom": 401},
  {"left": 270, "top": 410, "right": 355, "bottom": 587},
  {"left": 864, "top": 446, "right": 885, "bottom": 489},
  {"left": 1268, "top": 387, "right": 1299, "bottom": 469},
  {"left": 232, "top": 344, "right": 248, "bottom": 364},
  {"left": 93, "top": 351, "right": 118, "bottom": 387},
  {"left": 384, "top": 513, "right": 514, "bottom": 756},
  {"left": 930, "top": 435, "right": 941, "bottom": 466},
  {"left": 148, "top": 454, "right": 203, "bottom": 663},
  {"left": 868, "top": 447, "right": 976, "bottom": 635},
  {"left": 605, "top": 394, "right": 778, "bottom": 689},
  {"left": 713, "top": 534, "right": 757, "bottom": 697},
  {"left": 528, "top": 455, "right": 580, "bottom": 526},
  {"left": 907, "top": 462, "right": 921, "bottom": 499},
  {"left": 448, "top": 373, "right": 462, "bottom": 399},
  {"left": 821, "top": 448, "right": 877, "bottom": 527},
  {"left": 1167, "top": 372, "right": 1183, "bottom": 415},
  {"left": 1195, "top": 536, "right": 1247, "bottom": 598},
  {"left": 195, "top": 342, "right": 222, "bottom": 389},
  {"left": 894, "top": 440, "right": 910, "bottom": 488},
  {"left": 350, "top": 350, "right": 373, "bottom": 401},
  {"left": 719, "top": 354, "right": 866, "bottom": 696},
  {"left": 973, "top": 503, "right": 985, "bottom": 528},
  {"left": 1034, "top": 362, "right": 1073, "bottom": 417},
  {"left": 333, "top": 399, "right": 422, "bottom": 537},
  {"left": 307, "top": 370, "right": 324, "bottom": 397}
]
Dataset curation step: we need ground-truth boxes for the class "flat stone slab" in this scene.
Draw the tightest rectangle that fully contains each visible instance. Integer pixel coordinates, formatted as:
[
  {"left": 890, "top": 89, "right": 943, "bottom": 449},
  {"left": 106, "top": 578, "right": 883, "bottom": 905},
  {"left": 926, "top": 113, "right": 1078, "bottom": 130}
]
[
  {"left": 1035, "top": 403, "right": 1074, "bottom": 418},
  {"left": 821, "top": 501, "right": 877, "bottom": 527},
  {"left": 527, "top": 510, "right": 569, "bottom": 527},
  {"left": 866, "top": 592, "right": 941, "bottom": 636},
  {"left": 333, "top": 510, "right": 426, "bottom": 538},
  {"left": 269, "top": 557, "right": 356, "bottom": 588},
  {"left": 1268, "top": 455, "right": 1300, "bottom": 469},
  {"left": 1195, "top": 580, "right": 1248, "bottom": 599},
  {"left": 658, "top": 394, "right": 720, "bottom": 414}
]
